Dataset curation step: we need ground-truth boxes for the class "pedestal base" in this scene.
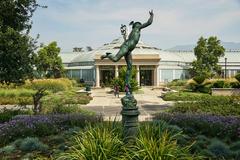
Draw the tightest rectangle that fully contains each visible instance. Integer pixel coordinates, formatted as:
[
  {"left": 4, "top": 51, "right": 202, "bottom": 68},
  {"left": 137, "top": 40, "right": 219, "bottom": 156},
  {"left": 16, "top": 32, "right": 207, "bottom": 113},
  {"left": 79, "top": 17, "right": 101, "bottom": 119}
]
[{"left": 121, "top": 94, "right": 140, "bottom": 142}]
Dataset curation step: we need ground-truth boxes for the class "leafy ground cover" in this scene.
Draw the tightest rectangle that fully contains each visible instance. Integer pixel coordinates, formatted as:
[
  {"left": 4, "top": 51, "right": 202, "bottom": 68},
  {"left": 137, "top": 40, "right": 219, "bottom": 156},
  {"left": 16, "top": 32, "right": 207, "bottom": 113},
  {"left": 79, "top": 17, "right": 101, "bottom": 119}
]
[
  {"left": 0, "top": 78, "right": 100, "bottom": 159},
  {"left": 0, "top": 78, "right": 89, "bottom": 106},
  {"left": 166, "top": 78, "right": 240, "bottom": 93},
  {"left": 153, "top": 113, "right": 240, "bottom": 159},
  {"left": 154, "top": 113, "right": 240, "bottom": 140},
  {"left": 159, "top": 88, "right": 240, "bottom": 159},
  {"left": 1, "top": 111, "right": 239, "bottom": 159},
  {"left": 162, "top": 91, "right": 210, "bottom": 101},
  {"left": 164, "top": 92, "right": 240, "bottom": 116},
  {"left": 0, "top": 114, "right": 102, "bottom": 146},
  {"left": 0, "top": 89, "right": 34, "bottom": 105},
  {"left": 0, "top": 121, "right": 202, "bottom": 160}
]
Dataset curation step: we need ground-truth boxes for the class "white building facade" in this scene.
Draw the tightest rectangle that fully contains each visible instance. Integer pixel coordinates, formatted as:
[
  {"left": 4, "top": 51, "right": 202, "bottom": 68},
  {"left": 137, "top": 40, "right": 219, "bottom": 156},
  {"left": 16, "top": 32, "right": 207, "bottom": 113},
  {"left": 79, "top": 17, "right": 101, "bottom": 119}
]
[{"left": 60, "top": 38, "right": 240, "bottom": 86}]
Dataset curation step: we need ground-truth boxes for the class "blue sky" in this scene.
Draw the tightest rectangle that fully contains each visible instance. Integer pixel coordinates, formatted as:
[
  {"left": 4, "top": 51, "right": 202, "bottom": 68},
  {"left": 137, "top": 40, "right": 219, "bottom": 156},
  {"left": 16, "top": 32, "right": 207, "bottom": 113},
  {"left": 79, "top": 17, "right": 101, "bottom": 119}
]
[{"left": 30, "top": 0, "right": 240, "bottom": 52}]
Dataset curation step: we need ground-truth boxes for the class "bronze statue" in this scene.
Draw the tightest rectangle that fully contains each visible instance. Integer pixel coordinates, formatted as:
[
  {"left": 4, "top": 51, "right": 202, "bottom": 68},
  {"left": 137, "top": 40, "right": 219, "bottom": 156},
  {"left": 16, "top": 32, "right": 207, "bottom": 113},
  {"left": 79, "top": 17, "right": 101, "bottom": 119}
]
[{"left": 101, "top": 10, "right": 154, "bottom": 94}]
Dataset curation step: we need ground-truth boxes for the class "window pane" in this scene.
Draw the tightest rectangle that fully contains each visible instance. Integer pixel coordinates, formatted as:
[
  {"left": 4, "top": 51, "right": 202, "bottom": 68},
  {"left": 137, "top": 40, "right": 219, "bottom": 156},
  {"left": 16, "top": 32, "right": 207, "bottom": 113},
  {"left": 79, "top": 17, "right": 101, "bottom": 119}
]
[{"left": 161, "top": 69, "right": 173, "bottom": 82}]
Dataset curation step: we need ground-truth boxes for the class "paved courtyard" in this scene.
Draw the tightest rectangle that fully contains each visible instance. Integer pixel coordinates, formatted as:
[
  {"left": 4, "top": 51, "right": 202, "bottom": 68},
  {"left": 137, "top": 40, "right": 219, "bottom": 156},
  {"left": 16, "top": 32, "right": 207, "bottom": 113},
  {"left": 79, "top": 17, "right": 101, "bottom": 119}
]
[{"left": 81, "top": 87, "right": 173, "bottom": 121}]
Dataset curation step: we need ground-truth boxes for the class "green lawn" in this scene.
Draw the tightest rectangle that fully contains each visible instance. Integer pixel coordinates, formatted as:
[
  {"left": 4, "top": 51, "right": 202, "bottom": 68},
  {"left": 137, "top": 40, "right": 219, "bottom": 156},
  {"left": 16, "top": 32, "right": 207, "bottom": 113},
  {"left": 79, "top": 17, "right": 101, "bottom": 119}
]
[{"left": 162, "top": 91, "right": 211, "bottom": 101}]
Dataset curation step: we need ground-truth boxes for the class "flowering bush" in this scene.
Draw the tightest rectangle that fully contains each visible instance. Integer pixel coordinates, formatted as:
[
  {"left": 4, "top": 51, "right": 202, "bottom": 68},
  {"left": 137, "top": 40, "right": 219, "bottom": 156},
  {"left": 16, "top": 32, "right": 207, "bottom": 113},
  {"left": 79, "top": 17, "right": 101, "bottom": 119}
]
[
  {"left": 153, "top": 113, "right": 240, "bottom": 140},
  {"left": 0, "top": 114, "right": 102, "bottom": 146}
]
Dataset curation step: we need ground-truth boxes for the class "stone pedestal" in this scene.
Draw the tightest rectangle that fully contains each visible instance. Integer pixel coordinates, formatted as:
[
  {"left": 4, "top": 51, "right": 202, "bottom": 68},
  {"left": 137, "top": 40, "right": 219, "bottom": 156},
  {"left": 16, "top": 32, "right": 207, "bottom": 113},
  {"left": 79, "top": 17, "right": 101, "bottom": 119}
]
[{"left": 121, "top": 94, "right": 140, "bottom": 142}]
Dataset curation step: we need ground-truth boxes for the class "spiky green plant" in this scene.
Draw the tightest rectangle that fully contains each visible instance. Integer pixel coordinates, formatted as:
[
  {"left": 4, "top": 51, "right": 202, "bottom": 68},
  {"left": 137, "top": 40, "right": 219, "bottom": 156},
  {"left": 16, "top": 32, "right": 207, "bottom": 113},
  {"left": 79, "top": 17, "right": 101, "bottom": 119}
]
[
  {"left": 57, "top": 124, "right": 123, "bottom": 160},
  {"left": 124, "top": 123, "right": 202, "bottom": 160}
]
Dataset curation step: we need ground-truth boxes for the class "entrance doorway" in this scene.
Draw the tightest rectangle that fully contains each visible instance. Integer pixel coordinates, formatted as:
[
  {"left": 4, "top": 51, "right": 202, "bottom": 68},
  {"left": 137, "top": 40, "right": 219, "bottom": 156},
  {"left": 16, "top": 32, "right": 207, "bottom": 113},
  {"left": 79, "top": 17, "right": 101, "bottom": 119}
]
[
  {"left": 100, "top": 70, "right": 114, "bottom": 87},
  {"left": 140, "top": 70, "right": 153, "bottom": 86}
]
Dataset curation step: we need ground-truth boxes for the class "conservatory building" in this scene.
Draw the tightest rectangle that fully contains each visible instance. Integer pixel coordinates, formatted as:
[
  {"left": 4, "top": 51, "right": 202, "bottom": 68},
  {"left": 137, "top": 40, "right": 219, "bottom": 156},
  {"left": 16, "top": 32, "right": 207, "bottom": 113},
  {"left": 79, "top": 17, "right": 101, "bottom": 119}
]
[{"left": 60, "top": 37, "right": 240, "bottom": 87}]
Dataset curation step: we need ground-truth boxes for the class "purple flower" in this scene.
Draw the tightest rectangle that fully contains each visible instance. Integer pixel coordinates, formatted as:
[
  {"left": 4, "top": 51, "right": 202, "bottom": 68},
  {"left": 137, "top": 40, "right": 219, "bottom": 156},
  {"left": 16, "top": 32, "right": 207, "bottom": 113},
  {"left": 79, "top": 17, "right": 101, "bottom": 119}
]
[
  {"left": 0, "top": 114, "right": 102, "bottom": 145},
  {"left": 153, "top": 113, "right": 240, "bottom": 139}
]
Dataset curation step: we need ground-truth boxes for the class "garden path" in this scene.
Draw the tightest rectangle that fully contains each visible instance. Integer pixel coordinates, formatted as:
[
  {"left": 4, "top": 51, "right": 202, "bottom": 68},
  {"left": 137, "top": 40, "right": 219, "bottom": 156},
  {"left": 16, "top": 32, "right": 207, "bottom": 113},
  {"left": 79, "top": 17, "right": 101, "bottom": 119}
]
[{"left": 81, "top": 87, "right": 173, "bottom": 121}]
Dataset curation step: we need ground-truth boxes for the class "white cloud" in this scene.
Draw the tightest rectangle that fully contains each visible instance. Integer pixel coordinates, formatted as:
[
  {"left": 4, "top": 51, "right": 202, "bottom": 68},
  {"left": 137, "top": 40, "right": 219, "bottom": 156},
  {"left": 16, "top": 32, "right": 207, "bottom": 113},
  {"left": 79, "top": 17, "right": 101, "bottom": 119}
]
[{"left": 31, "top": 0, "right": 240, "bottom": 50}]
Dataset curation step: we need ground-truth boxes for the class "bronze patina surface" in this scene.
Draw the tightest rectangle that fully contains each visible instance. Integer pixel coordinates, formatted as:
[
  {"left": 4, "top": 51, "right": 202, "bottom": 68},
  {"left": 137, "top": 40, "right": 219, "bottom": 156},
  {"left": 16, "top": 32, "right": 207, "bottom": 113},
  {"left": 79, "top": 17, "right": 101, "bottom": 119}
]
[
  {"left": 101, "top": 11, "right": 154, "bottom": 141},
  {"left": 101, "top": 10, "right": 153, "bottom": 94}
]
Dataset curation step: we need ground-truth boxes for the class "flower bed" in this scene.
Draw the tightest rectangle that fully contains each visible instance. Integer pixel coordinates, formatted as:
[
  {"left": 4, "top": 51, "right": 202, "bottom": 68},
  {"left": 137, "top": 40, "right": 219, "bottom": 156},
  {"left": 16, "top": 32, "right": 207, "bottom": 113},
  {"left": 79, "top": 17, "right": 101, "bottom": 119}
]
[
  {"left": 153, "top": 113, "right": 240, "bottom": 141},
  {"left": 0, "top": 114, "right": 102, "bottom": 146}
]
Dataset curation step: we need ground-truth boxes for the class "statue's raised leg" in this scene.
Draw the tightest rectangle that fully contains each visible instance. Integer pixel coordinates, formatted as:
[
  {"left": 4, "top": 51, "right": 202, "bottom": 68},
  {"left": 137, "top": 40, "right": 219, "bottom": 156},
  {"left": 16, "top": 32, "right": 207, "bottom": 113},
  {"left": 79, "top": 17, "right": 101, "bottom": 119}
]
[{"left": 101, "top": 44, "right": 129, "bottom": 62}]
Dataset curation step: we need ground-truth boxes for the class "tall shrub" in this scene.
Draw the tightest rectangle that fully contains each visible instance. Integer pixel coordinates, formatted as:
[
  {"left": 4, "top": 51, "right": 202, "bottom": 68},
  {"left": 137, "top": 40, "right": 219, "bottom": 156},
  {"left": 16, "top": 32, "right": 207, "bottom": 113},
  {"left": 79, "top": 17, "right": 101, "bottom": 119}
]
[
  {"left": 190, "top": 36, "right": 225, "bottom": 78},
  {"left": 235, "top": 73, "right": 240, "bottom": 83},
  {"left": 24, "top": 78, "right": 73, "bottom": 93},
  {"left": 111, "top": 66, "right": 138, "bottom": 92}
]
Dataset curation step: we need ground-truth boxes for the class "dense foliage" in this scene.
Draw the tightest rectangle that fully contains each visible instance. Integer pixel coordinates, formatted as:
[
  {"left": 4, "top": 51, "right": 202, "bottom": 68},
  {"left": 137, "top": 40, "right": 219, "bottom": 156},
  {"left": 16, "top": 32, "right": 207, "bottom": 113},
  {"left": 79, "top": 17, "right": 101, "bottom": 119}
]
[
  {"left": 58, "top": 122, "right": 200, "bottom": 160},
  {"left": 41, "top": 91, "right": 92, "bottom": 114},
  {"left": 1, "top": 118, "right": 239, "bottom": 159},
  {"left": 35, "top": 41, "right": 64, "bottom": 78},
  {"left": 162, "top": 91, "right": 211, "bottom": 101},
  {"left": 185, "top": 78, "right": 239, "bottom": 93},
  {"left": 111, "top": 66, "right": 138, "bottom": 92},
  {"left": 58, "top": 124, "right": 124, "bottom": 160},
  {"left": 190, "top": 36, "right": 225, "bottom": 78},
  {"left": 0, "top": 114, "right": 102, "bottom": 146},
  {"left": 0, "top": 78, "right": 80, "bottom": 105},
  {"left": 235, "top": 73, "right": 240, "bottom": 83},
  {"left": 167, "top": 78, "right": 240, "bottom": 93},
  {"left": 0, "top": 108, "right": 32, "bottom": 123},
  {"left": 24, "top": 78, "right": 74, "bottom": 93},
  {"left": 154, "top": 113, "right": 240, "bottom": 140},
  {"left": 153, "top": 113, "right": 240, "bottom": 159},
  {"left": 169, "top": 96, "right": 240, "bottom": 116},
  {"left": 0, "top": 28, "right": 37, "bottom": 84},
  {"left": 0, "top": 0, "right": 43, "bottom": 84}
]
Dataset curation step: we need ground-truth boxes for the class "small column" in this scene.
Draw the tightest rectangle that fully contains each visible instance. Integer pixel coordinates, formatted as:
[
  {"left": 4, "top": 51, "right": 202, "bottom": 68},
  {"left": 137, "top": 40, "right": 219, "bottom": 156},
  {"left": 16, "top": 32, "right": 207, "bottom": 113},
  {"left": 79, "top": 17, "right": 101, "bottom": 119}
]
[
  {"left": 115, "top": 65, "right": 119, "bottom": 78},
  {"left": 136, "top": 65, "right": 140, "bottom": 86},
  {"left": 173, "top": 69, "right": 176, "bottom": 80},
  {"left": 154, "top": 66, "right": 158, "bottom": 86},
  {"left": 159, "top": 69, "right": 162, "bottom": 83},
  {"left": 96, "top": 65, "right": 100, "bottom": 87}
]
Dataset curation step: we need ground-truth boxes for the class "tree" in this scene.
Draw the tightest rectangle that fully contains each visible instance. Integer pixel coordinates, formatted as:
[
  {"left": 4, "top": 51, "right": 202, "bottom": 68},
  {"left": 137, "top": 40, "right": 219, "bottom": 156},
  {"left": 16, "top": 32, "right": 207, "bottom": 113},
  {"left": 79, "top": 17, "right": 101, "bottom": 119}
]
[
  {"left": 111, "top": 66, "right": 138, "bottom": 92},
  {"left": 190, "top": 36, "right": 225, "bottom": 78},
  {"left": 0, "top": 28, "right": 37, "bottom": 83},
  {"left": 35, "top": 41, "right": 64, "bottom": 78},
  {"left": 0, "top": 0, "right": 43, "bottom": 84}
]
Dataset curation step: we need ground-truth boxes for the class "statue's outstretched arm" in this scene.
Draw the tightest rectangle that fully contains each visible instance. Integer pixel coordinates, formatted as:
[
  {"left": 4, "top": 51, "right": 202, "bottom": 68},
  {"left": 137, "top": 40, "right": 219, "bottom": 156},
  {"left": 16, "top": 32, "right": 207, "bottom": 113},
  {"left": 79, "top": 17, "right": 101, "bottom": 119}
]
[{"left": 140, "top": 10, "right": 154, "bottom": 29}]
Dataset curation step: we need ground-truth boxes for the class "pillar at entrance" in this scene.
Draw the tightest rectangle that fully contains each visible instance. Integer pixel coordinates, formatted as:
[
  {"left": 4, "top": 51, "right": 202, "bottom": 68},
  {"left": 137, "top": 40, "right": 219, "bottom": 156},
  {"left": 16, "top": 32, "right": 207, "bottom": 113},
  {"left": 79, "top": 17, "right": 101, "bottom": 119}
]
[
  {"left": 96, "top": 65, "right": 100, "bottom": 87},
  {"left": 115, "top": 65, "right": 119, "bottom": 78},
  {"left": 154, "top": 66, "right": 159, "bottom": 86},
  {"left": 136, "top": 65, "right": 140, "bottom": 86}
]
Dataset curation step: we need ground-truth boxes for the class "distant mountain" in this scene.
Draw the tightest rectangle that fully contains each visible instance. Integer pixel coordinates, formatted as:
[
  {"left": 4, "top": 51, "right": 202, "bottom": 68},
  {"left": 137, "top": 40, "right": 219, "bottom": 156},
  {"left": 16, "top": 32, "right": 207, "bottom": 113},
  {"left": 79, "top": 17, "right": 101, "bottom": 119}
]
[
  {"left": 167, "top": 45, "right": 195, "bottom": 51},
  {"left": 167, "top": 42, "right": 240, "bottom": 51},
  {"left": 222, "top": 42, "right": 240, "bottom": 51}
]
